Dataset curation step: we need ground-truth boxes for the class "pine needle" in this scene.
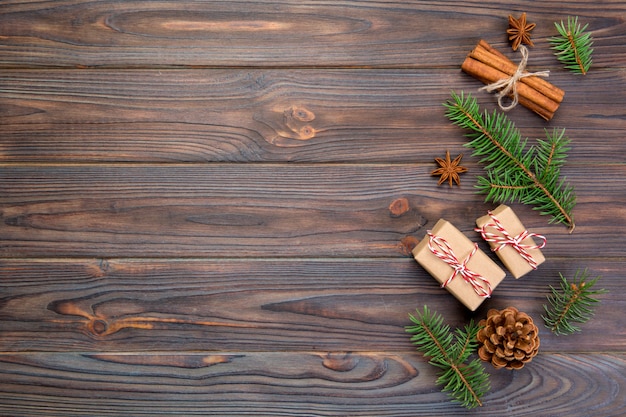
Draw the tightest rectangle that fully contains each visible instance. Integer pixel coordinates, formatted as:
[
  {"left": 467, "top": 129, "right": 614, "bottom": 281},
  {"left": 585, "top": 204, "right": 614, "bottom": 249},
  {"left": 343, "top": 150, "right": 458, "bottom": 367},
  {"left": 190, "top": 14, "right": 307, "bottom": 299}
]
[
  {"left": 549, "top": 16, "right": 593, "bottom": 75},
  {"left": 542, "top": 269, "right": 607, "bottom": 335},
  {"left": 444, "top": 91, "right": 576, "bottom": 231},
  {"left": 406, "top": 306, "right": 490, "bottom": 409}
]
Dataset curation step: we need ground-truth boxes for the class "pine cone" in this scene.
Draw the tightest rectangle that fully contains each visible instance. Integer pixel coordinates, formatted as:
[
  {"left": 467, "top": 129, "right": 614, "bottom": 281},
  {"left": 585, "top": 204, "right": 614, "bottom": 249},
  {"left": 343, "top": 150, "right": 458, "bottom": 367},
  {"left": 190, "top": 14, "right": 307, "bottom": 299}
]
[{"left": 477, "top": 307, "right": 540, "bottom": 370}]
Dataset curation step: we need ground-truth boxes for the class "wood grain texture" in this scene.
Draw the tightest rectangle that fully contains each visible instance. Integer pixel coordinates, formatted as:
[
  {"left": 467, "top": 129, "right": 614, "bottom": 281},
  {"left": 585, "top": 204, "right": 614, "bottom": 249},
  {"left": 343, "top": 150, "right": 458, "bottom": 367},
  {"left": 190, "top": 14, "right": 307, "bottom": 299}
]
[
  {"left": 1, "top": 165, "right": 625, "bottom": 258},
  {"left": 0, "top": 258, "right": 623, "bottom": 353},
  {"left": 1, "top": 1, "right": 625, "bottom": 415},
  {"left": 0, "top": 0, "right": 624, "bottom": 68},
  {"left": 1, "top": 69, "right": 625, "bottom": 163},
  {"left": 0, "top": 351, "right": 624, "bottom": 416}
]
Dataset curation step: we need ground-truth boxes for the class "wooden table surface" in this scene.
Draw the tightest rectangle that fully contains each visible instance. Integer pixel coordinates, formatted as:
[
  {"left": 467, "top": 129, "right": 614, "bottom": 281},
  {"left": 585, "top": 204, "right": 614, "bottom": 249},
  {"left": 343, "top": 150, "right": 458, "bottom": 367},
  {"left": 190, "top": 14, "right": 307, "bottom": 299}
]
[{"left": 1, "top": 1, "right": 625, "bottom": 416}]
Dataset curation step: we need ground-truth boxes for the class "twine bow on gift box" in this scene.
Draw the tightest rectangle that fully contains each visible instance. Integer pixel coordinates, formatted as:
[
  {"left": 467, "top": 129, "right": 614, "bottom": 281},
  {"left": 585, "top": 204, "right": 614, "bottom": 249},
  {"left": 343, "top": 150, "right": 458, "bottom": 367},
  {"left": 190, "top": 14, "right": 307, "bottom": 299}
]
[
  {"left": 427, "top": 232, "right": 493, "bottom": 298},
  {"left": 475, "top": 210, "right": 547, "bottom": 269}
]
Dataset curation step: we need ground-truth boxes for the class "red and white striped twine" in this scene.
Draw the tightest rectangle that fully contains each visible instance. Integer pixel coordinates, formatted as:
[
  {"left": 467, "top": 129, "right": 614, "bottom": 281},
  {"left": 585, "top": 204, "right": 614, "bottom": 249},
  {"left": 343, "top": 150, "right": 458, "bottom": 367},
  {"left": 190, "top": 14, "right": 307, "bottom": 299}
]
[
  {"left": 427, "top": 232, "right": 492, "bottom": 298},
  {"left": 475, "top": 210, "right": 547, "bottom": 270}
]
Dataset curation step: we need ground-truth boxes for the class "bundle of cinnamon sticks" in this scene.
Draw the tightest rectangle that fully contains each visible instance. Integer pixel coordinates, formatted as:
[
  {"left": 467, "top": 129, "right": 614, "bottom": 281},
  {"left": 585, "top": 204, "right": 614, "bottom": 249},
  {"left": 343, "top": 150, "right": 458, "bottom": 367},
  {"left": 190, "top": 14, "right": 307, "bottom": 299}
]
[{"left": 462, "top": 40, "right": 564, "bottom": 121}]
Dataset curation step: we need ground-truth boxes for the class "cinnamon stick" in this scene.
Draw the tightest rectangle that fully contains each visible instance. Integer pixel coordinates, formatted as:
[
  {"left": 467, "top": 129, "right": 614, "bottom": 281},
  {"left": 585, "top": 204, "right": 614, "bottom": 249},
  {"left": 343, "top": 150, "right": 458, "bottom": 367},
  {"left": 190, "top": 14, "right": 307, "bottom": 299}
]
[
  {"left": 472, "top": 40, "right": 564, "bottom": 105},
  {"left": 461, "top": 57, "right": 556, "bottom": 120},
  {"left": 461, "top": 40, "right": 565, "bottom": 120}
]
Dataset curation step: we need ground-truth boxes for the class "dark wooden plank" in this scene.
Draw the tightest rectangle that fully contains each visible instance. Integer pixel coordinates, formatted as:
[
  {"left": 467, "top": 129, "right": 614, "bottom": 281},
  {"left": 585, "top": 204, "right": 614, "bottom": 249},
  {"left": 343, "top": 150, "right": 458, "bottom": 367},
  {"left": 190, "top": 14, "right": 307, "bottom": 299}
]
[
  {"left": 0, "top": 1, "right": 624, "bottom": 68},
  {"left": 1, "top": 165, "right": 625, "bottom": 258},
  {"left": 1, "top": 1, "right": 623, "bottom": 416},
  {"left": 0, "top": 258, "right": 622, "bottom": 352},
  {"left": 0, "top": 351, "right": 623, "bottom": 416},
  {"left": 1, "top": 69, "right": 625, "bottom": 163}
]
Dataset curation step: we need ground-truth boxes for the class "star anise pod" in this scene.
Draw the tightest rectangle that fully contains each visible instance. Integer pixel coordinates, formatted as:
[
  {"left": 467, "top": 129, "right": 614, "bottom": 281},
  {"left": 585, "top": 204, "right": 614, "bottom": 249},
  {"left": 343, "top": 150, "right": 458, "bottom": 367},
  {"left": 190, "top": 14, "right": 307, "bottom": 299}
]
[
  {"left": 507, "top": 12, "right": 536, "bottom": 51},
  {"left": 431, "top": 150, "right": 467, "bottom": 187}
]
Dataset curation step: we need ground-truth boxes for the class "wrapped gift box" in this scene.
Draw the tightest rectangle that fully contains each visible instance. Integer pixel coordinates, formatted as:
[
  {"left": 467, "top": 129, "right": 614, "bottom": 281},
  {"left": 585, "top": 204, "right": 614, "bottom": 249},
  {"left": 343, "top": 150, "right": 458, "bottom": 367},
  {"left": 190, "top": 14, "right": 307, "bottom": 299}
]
[
  {"left": 412, "top": 219, "right": 506, "bottom": 311},
  {"left": 476, "top": 205, "right": 546, "bottom": 279}
]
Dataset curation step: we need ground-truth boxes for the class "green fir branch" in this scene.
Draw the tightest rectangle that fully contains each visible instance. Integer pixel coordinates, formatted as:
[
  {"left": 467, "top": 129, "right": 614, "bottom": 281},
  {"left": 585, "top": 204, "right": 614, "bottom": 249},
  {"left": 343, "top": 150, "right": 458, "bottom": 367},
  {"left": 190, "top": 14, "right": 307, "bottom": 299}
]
[
  {"left": 406, "top": 306, "right": 490, "bottom": 409},
  {"left": 549, "top": 16, "right": 593, "bottom": 75},
  {"left": 444, "top": 91, "right": 576, "bottom": 231},
  {"left": 542, "top": 269, "right": 608, "bottom": 335}
]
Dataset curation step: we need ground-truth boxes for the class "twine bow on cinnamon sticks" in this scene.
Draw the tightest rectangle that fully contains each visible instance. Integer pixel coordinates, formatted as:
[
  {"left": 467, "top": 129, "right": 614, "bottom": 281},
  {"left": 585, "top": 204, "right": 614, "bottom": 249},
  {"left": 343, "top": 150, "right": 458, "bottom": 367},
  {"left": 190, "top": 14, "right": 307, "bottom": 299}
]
[{"left": 462, "top": 40, "right": 565, "bottom": 120}]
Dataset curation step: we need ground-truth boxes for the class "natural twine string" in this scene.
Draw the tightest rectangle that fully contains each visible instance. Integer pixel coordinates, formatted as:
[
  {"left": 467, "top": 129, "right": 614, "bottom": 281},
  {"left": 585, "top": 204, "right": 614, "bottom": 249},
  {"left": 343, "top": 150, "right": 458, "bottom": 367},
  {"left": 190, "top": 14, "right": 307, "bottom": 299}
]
[
  {"left": 427, "top": 232, "right": 492, "bottom": 298},
  {"left": 475, "top": 210, "right": 547, "bottom": 270},
  {"left": 479, "top": 45, "right": 550, "bottom": 111}
]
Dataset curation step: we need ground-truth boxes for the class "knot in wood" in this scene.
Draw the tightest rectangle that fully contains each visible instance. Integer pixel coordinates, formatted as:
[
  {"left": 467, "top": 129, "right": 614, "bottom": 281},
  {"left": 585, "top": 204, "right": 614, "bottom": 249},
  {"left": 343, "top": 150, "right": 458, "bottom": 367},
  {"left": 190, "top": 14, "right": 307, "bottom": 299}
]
[
  {"left": 90, "top": 319, "right": 109, "bottom": 335},
  {"left": 288, "top": 106, "right": 315, "bottom": 122},
  {"left": 400, "top": 235, "right": 420, "bottom": 256},
  {"left": 389, "top": 197, "right": 410, "bottom": 217},
  {"left": 297, "top": 125, "right": 316, "bottom": 140},
  {"left": 282, "top": 105, "right": 317, "bottom": 140},
  {"left": 322, "top": 352, "right": 358, "bottom": 372}
]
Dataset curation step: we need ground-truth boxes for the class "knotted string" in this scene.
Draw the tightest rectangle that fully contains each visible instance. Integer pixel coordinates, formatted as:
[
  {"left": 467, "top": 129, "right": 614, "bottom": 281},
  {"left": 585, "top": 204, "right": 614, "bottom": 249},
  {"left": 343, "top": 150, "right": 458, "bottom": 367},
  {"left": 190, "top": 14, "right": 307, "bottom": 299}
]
[
  {"left": 479, "top": 45, "right": 550, "bottom": 111},
  {"left": 475, "top": 210, "right": 547, "bottom": 270},
  {"left": 427, "top": 232, "right": 492, "bottom": 298}
]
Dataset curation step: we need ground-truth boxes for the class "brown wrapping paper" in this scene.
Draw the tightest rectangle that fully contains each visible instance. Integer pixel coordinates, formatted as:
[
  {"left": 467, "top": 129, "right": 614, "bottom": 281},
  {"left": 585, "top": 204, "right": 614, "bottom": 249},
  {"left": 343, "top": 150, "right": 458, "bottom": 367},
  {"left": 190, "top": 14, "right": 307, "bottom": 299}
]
[
  {"left": 476, "top": 205, "right": 545, "bottom": 279},
  {"left": 412, "top": 219, "right": 506, "bottom": 311}
]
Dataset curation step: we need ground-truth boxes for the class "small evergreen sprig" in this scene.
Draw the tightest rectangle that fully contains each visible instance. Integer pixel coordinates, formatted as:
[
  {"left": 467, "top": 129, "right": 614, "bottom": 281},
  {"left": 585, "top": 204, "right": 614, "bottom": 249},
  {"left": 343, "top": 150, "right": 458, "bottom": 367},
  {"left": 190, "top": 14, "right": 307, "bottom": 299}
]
[
  {"left": 549, "top": 16, "right": 594, "bottom": 75},
  {"left": 444, "top": 91, "right": 576, "bottom": 231},
  {"left": 406, "top": 306, "right": 490, "bottom": 409},
  {"left": 543, "top": 269, "right": 607, "bottom": 335}
]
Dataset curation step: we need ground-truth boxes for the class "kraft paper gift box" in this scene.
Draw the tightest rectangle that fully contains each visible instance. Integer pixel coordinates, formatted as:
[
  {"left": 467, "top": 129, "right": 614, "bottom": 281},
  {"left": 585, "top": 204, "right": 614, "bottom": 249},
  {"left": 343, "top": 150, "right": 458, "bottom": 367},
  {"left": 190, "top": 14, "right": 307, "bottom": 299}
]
[
  {"left": 412, "top": 219, "right": 506, "bottom": 311},
  {"left": 475, "top": 205, "right": 546, "bottom": 279}
]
